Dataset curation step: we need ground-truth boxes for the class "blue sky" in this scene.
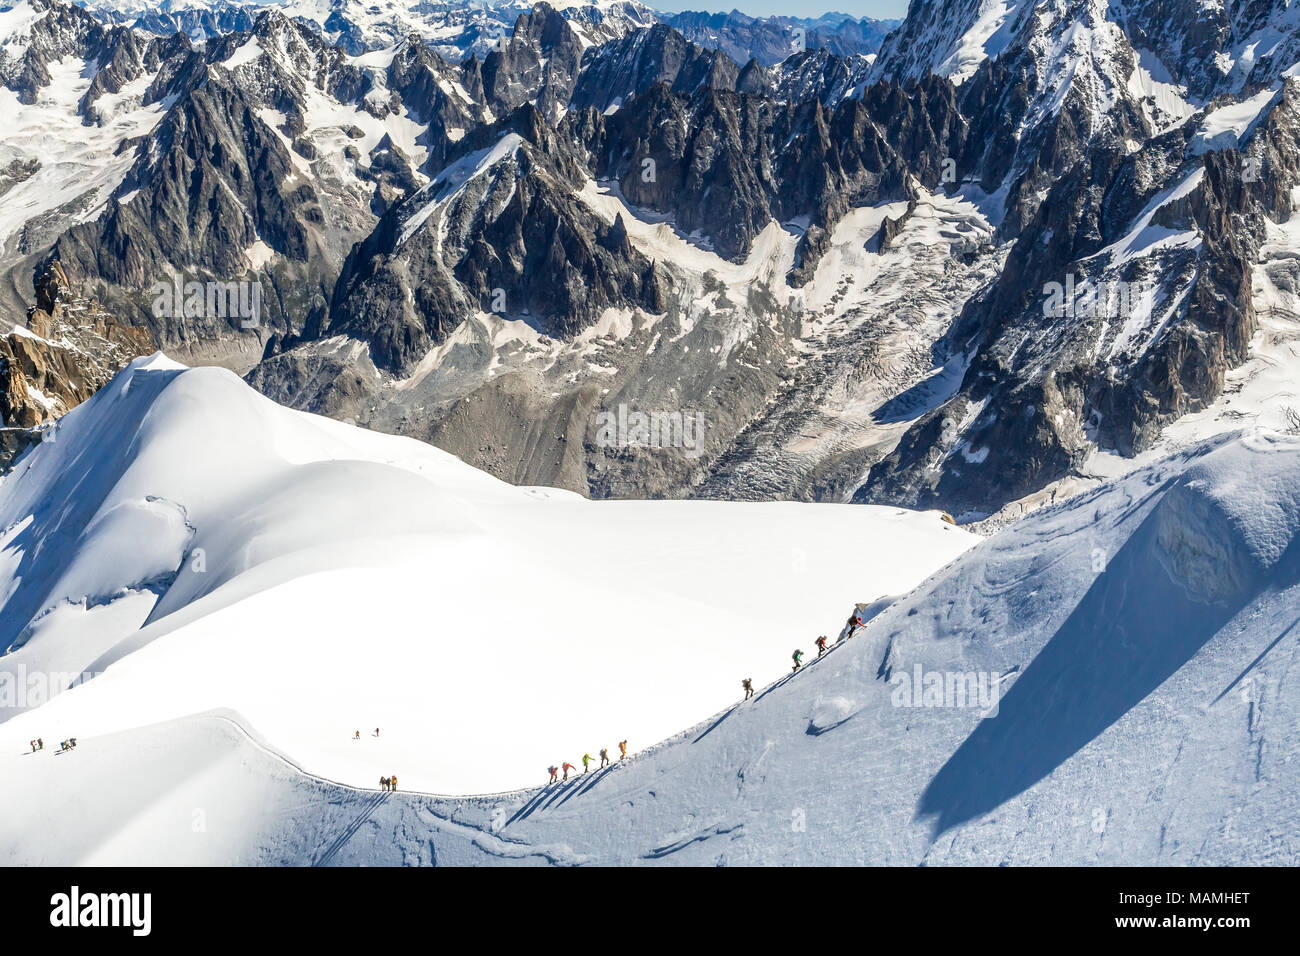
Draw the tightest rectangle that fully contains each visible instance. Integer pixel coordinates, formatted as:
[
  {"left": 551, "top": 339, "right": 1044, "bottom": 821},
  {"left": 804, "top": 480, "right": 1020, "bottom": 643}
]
[{"left": 650, "top": 1, "right": 910, "bottom": 17}]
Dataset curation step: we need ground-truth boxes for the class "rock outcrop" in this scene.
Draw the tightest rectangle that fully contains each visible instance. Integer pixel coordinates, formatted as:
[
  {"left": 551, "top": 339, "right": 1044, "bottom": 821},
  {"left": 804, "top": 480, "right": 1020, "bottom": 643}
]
[{"left": 1, "top": 262, "right": 155, "bottom": 469}]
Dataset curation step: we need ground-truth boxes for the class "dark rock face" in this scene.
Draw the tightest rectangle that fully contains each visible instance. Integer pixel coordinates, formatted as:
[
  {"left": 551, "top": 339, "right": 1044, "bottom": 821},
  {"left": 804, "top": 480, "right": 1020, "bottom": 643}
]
[
  {"left": 569, "top": 22, "right": 741, "bottom": 114},
  {"left": 59, "top": 74, "right": 319, "bottom": 282},
  {"left": 11, "top": 4, "right": 656, "bottom": 364},
  {"left": 480, "top": 3, "right": 586, "bottom": 121},
  {"left": 18, "top": 9, "right": 486, "bottom": 361},
  {"left": 11, "top": 1, "right": 933, "bottom": 376},
  {"left": 321, "top": 31, "right": 978, "bottom": 376},
  {"left": 9, "top": 0, "right": 1300, "bottom": 516},
  {"left": 855, "top": 2, "right": 1300, "bottom": 518},
  {"left": 326, "top": 105, "right": 669, "bottom": 374},
  {"left": 0, "top": 0, "right": 167, "bottom": 111},
  {"left": 51, "top": 64, "right": 326, "bottom": 351},
  {"left": 769, "top": 48, "right": 875, "bottom": 107},
  {"left": 1, "top": 261, "right": 155, "bottom": 469},
  {"left": 1118, "top": 0, "right": 1294, "bottom": 100},
  {"left": 574, "top": 71, "right": 964, "bottom": 266}
]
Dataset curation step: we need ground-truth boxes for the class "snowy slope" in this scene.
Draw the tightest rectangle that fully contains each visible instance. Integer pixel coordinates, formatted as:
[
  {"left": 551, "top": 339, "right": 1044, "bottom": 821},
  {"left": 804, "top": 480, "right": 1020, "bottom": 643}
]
[
  {"left": 0, "top": 355, "right": 976, "bottom": 797},
  {"left": 3, "top": 427, "right": 1297, "bottom": 865}
]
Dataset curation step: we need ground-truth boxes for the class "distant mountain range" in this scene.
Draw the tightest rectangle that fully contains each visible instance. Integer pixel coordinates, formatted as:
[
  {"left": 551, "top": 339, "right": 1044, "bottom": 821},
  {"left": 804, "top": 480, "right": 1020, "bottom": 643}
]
[
  {"left": 2, "top": 0, "right": 1298, "bottom": 526},
  {"left": 74, "top": 0, "right": 899, "bottom": 63}
]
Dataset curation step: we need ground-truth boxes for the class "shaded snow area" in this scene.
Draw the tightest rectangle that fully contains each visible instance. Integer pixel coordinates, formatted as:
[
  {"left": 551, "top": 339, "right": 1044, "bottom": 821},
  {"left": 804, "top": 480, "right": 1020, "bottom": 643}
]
[
  {"left": 0, "top": 356, "right": 975, "bottom": 844},
  {"left": 3, "top": 360, "right": 1298, "bottom": 864}
]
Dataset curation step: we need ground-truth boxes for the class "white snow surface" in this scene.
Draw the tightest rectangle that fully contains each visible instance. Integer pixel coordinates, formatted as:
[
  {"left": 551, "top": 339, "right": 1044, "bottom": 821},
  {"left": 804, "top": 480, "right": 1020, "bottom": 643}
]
[
  {"left": 4, "top": 420, "right": 1298, "bottom": 864},
  {"left": 1192, "top": 85, "right": 1282, "bottom": 154},
  {"left": 0, "top": 356, "right": 977, "bottom": 802}
]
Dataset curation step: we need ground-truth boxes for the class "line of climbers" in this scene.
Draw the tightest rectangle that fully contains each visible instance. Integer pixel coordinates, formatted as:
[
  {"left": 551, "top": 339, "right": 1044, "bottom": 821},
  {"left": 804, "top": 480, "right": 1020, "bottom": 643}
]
[
  {"left": 27, "top": 736, "right": 77, "bottom": 753},
  {"left": 548, "top": 740, "right": 627, "bottom": 783},
  {"left": 743, "top": 607, "right": 865, "bottom": 700},
  {"left": 549, "top": 608, "right": 869, "bottom": 779},
  {"left": 369, "top": 605, "right": 870, "bottom": 793}
]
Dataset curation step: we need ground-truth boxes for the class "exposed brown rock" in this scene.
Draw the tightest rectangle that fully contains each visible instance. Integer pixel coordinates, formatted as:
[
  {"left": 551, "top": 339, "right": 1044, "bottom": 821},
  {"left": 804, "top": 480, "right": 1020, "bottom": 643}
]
[{"left": 1, "top": 262, "right": 156, "bottom": 468}]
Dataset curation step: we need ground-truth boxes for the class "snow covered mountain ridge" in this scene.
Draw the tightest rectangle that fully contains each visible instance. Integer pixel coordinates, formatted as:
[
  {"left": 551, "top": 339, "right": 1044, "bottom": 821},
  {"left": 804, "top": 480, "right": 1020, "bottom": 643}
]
[
  {"left": 0, "top": 355, "right": 976, "bottom": 795},
  {"left": 3, "top": 0, "right": 1300, "bottom": 525},
  {"left": 2, "top": 358, "right": 1296, "bottom": 864}
]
